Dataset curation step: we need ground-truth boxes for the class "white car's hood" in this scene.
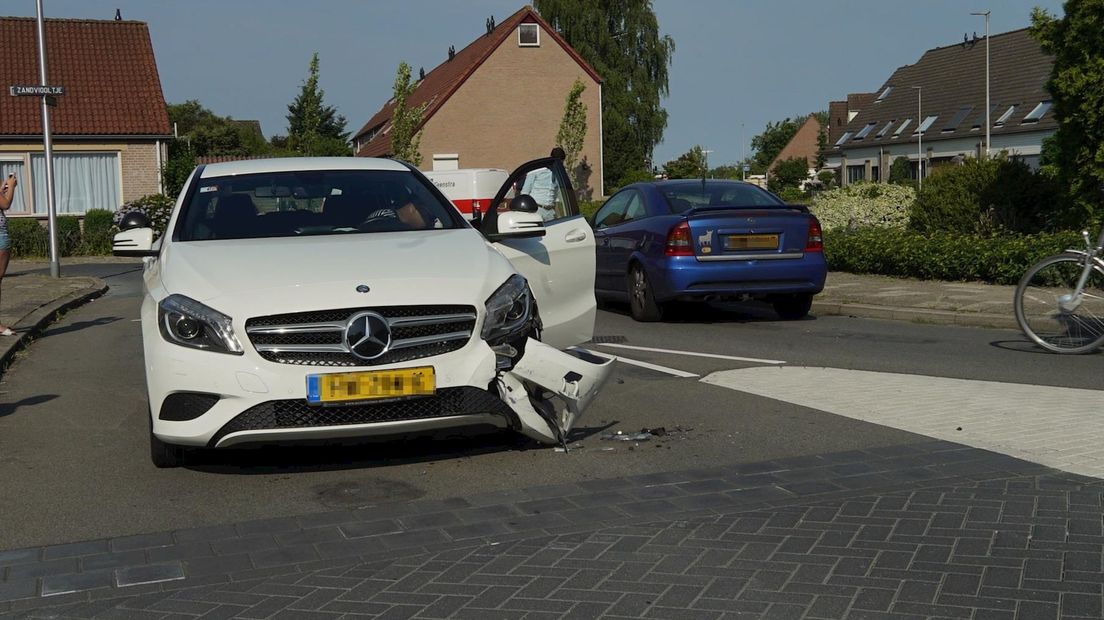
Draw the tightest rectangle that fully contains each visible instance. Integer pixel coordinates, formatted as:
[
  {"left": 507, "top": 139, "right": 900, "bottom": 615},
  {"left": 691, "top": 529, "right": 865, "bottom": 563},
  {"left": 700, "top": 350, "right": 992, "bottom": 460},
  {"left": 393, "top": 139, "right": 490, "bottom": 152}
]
[{"left": 158, "top": 229, "right": 514, "bottom": 314}]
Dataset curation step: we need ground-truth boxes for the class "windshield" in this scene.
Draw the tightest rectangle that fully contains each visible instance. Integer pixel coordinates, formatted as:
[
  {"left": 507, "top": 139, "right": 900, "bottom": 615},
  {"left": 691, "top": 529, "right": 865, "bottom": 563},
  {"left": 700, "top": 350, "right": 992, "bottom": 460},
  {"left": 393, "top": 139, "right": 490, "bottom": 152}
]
[
  {"left": 175, "top": 169, "right": 464, "bottom": 241},
  {"left": 661, "top": 181, "right": 784, "bottom": 213}
]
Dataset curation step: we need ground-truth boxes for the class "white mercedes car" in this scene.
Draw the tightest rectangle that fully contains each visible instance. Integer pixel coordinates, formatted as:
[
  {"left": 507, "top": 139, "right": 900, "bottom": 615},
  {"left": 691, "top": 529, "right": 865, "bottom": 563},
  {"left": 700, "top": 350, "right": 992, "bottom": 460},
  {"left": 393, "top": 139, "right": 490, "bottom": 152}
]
[{"left": 114, "top": 156, "right": 611, "bottom": 467}]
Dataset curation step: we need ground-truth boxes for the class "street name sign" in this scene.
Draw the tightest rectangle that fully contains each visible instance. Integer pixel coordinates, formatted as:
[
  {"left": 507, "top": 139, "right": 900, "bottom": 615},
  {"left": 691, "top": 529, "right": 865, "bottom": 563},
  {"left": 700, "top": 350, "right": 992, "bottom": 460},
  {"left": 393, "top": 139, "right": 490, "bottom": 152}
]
[{"left": 9, "top": 85, "right": 65, "bottom": 96}]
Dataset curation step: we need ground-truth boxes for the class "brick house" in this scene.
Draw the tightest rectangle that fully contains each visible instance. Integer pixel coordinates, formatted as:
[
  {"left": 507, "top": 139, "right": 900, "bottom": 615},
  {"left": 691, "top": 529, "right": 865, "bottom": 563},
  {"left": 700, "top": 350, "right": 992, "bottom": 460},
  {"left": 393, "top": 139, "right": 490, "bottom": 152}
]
[
  {"left": 825, "top": 28, "right": 1055, "bottom": 186},
  {"left": 353, "top": 6, "right": 604, "bottom": 198},
  {"left": 768, "top": 115, "right": 825, "bottom": 186},
  {"left": 0, "top": 16, "right": 172, "bottom": 219}
]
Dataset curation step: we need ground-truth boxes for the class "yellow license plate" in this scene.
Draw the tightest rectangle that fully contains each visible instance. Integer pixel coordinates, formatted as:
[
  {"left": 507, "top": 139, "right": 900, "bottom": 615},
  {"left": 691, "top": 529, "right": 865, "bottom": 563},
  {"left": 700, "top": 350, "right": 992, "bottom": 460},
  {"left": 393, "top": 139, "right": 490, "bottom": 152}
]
[
  {"left": 725, "top": 233, "right": 779, "bottom": 250},
  {"left": 306, "top": 367, "right": 435, "bottom": 404}
]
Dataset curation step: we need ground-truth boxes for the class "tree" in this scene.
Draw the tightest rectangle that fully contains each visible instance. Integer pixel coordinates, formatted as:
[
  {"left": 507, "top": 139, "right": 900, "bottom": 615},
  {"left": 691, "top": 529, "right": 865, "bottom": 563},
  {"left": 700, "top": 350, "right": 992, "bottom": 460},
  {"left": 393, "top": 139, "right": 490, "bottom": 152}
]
[
  {"left": 163, "top": 100, "right": 273, "bottom": 196},
  {"left": 1031, "top": 3, "right": 1104, "bottom": 227},
  {"left": 663, "top": 145, "right": 707, "bottom": 179},
  {"left": 750, "top": 117, "right": 804, "bottom": 171},
  {"left": 768, "top": 157, "right": 809, "bottom": 193},
  {"left": 286, "top": 53, "right": 350, "bottom": 157},
  {"left": 534, "top": 0, "right": 675, "bottom": 193},
  {"left": 813, "top": 110, "right": 829, "bottom": 169},
  {"left": 888, "top": 156, "right": 913, "bottom": 185},
  {"left": 555, "top": 78, "right": 588, "bottom": 192},
  {"left": 390, "top": 61, "right": 426, "bottom": 165}
]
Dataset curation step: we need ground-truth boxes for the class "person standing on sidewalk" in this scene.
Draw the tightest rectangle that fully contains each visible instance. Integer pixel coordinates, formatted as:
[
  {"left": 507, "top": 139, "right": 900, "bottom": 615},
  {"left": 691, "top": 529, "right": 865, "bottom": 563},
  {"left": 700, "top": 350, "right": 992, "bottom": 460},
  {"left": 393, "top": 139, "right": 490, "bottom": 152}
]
[{"left": 0, "top": 173, "right": 18, "bottom": 336}]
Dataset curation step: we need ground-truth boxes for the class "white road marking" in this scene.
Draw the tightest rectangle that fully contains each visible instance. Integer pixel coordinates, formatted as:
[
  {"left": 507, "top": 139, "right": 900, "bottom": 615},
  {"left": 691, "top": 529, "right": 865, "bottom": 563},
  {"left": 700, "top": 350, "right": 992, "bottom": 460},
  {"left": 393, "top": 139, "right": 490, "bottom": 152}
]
[
  {"left": 703, "top": 366, "right": 1104, "bottom": 478},
  {"left": 593, "top": 343, "right": 786, "bottom": 365},
  {"left": 572, "top": 347, "right": 699, "bottom": 378}
]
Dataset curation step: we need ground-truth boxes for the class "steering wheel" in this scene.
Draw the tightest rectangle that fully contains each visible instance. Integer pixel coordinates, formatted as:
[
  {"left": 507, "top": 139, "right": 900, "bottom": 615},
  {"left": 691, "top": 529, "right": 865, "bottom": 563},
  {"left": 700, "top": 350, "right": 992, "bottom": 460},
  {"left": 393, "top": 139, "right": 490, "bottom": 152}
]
[{"left": 357, "top": 214, "right": 412, "bottom": 232}]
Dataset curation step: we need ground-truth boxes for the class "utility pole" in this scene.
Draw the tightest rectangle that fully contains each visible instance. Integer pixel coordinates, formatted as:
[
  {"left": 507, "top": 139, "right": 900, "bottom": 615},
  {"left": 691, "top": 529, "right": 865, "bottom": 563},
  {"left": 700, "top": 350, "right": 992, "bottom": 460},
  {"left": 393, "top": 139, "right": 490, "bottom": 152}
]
[
  {"left": 971, "top": 10, "right": 991, "bottom": 158},
  {"left": 35, "top": 0, "right": 60, "bottom": 277},
  {"left": 911, "top": 86, "right": 923, "bottom": 190}
]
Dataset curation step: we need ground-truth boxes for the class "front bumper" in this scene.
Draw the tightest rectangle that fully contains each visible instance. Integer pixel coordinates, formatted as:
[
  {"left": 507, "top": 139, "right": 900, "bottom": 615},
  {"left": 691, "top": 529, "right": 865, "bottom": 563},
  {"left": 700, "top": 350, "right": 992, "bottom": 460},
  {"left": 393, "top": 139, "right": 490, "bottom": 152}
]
[{"left": 145, "top": 299, "right": 612, "bottom": 448}]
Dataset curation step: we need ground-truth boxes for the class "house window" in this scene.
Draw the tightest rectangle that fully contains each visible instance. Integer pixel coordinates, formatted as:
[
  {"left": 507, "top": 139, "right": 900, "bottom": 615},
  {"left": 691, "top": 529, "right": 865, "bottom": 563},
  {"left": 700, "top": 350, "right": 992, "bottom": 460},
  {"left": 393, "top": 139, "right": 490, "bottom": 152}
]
[
  {"left": 518, "top": 23, "right": 539, "bottom": 46},
  {"left": 834, "top": 131, "right": 853, "bottom": 147},
  {"left": 994, "top": 104, "right": 1018, "bottom": 126},
  {"left": 875, "top": 86, "right": 893, "bottom": 102},
  {"left": 853, "top": 122, "right": 878, "bottom": 141},
  {"left": 875, "top": 120, "right": 896, "bottom": 139},
  {"left": 0, "top": 160, "right": 29, "bottom": 214},
  {"left": 893, "top": 118, "right": 913, "bottom": 138},
  {"left": 1021, "top": 101, "right": 1052, "bottom": 124},
  {"left": 942, "top": 106, "right": 973, "bottom": 133},
  {"left": 30, "top": 153, "right": 121, "bottom": 214},
  {"left": 915, "top": 115, "right": 938, "bottom": 135},
  {"left": 847, "top": 165, "right": 865, "bottom": 184}
]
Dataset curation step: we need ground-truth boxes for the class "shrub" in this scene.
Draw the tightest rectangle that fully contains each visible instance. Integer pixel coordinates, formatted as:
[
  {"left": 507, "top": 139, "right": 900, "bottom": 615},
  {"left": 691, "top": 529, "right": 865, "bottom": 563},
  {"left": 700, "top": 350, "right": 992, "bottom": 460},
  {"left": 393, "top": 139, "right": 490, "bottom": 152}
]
[
  {"left": 810, "top": 182, "right": 915, "bottom": 232},
  {"left": 777, "top": 187, "right": 808, "bottom": 204},
  {"left": 909, "top": 156, "right": 1059, "bottom": 236},
  {"left": 888, "top": 156, "right": 912, "bottom": 184},
  {"left": 7, "top": 218, "right": 48, "bottom": 258},
  {"left": 824, "top": 227, "right": 1082, "bottom": 285},
  {"left": 81, "top": 208, "right": 115, "bottom": 255},
  {"left": 56, "top": 215, "right": 81, "bottom": 256},
  {"left": 114, "top": 194, "right": 174, "bottom": 238}
]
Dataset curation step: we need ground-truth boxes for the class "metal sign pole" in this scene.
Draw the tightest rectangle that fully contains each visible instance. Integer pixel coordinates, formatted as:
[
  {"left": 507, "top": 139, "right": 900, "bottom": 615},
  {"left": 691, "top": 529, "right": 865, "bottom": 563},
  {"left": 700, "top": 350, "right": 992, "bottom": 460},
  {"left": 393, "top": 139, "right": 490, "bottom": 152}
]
[{"left": 35, "top": 0, "right": 60, "bottom": 278}]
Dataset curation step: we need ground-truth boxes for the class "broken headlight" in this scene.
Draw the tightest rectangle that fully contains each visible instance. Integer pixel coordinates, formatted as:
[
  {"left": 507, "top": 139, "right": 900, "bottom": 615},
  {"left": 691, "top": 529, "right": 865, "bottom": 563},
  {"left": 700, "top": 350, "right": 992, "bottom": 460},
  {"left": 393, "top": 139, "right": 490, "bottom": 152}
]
[
  {"left": 482, "top": 274, "right": 532, "bottom": 345},
  {"left": 158, "top": 294, "right": 244, "bottom": 355}
]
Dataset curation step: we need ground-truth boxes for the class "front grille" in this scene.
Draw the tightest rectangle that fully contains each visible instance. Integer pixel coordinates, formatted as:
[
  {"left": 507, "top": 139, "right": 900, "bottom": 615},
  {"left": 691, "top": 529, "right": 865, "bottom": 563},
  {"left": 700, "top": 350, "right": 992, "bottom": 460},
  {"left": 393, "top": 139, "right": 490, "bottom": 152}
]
[
  {"left": 208, "top": 387, "right": 511, "bottom": 446},
  {"left": 245, "top": 305, "right": 477, "bottom": 367}
]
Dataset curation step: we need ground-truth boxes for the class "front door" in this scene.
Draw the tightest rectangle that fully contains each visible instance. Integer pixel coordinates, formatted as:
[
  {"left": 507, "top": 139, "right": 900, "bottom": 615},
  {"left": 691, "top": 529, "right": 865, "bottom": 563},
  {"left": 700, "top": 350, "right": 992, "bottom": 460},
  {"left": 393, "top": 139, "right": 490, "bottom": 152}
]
[{"left": 486, "top": 157, "right": 596, "bottom": 349}]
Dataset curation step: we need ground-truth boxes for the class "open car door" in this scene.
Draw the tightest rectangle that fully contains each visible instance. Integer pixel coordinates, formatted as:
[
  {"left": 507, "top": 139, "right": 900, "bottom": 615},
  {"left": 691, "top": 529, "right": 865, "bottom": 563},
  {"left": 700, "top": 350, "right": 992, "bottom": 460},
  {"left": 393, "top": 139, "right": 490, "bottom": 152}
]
[{"left": 485, "top": 157, "right": 596, "bottom": 349}]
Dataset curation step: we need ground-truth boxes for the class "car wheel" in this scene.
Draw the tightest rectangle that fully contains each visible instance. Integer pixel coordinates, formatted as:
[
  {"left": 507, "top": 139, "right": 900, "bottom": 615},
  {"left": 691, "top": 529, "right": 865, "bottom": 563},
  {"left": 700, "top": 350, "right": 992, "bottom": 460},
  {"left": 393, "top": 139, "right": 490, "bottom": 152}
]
[
  {"left": 149, "top": 412, "right": 185, "bottom": 468},
  {"left": 773, "top": 293, "right": 813, "bottom": 320},
  {"left": 628, "top": 265, "right": 664, "bottom": 322}
]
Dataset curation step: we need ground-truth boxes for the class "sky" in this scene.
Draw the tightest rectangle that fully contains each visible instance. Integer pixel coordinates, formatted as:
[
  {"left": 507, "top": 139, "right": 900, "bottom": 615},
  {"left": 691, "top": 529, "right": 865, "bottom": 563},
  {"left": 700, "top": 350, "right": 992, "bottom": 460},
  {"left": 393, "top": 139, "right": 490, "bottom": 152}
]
[{"left": 20, "top": 0, "right": 1064, "bottom": 169}]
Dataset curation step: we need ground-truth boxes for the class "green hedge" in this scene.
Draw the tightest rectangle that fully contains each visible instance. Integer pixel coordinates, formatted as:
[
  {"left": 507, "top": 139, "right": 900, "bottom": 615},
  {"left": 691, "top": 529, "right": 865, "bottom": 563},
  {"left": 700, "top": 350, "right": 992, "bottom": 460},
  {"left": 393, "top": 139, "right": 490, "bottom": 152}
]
[
  {"left": 7, "top": 219, "right": 48, "bottom": 257},
  {"left": 57, "top": 215, "right": 81, "bottom": 256},
  {"left": 824, "top": 228, "right": 1083, "bottom": 285},
  {"left": 81, "top": 209, "right": 115, "bottom": 255}
]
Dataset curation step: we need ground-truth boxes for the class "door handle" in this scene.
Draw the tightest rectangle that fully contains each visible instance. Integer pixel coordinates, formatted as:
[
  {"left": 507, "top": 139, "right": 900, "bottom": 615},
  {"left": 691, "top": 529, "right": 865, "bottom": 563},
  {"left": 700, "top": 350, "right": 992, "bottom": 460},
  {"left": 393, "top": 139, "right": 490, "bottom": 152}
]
[{"left": 565, "top": 229, "right": 588, "bottom": 243}]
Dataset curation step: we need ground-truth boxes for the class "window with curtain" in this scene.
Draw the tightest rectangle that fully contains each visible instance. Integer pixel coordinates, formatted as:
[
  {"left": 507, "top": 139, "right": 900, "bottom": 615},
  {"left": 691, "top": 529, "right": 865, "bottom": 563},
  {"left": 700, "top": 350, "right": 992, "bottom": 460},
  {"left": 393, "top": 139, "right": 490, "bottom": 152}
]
[
  {"left": 31, "top": 153, "right": 121, "bottom": 214},
  {"left": 0, "top": 161, "right": 29, "bottom": 213}
]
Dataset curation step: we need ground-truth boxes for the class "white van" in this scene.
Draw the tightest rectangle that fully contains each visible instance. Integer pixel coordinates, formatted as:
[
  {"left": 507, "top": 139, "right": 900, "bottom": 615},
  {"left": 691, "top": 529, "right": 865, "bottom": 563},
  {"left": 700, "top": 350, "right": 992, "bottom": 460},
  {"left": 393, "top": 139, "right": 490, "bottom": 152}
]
[{"left": 423, "top": 168, "right": 509, "bottom": 220}]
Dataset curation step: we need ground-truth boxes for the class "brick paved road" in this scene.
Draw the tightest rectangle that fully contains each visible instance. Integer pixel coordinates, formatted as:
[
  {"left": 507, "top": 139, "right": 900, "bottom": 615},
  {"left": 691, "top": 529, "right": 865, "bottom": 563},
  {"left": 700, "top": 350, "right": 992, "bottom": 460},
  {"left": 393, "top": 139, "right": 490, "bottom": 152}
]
[{"left": 3, "top": 440, "right": 1102, "bottom": 619}]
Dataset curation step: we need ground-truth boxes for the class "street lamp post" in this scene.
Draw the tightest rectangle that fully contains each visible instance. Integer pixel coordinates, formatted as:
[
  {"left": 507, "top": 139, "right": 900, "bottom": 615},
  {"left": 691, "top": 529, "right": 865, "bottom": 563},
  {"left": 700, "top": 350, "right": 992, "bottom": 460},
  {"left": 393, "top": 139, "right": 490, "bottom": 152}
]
[
  {"left": 35, "top": 0, "right": 60, "bottom": 278},
  {"left": 911, "top": 86, "right": 923, "bottom": 190},
  {"left": 971, "top": 10, "right": 991, "bottom": 158},
  {"left": 701, "top": 149, "right": 713, "bottom": 179}
]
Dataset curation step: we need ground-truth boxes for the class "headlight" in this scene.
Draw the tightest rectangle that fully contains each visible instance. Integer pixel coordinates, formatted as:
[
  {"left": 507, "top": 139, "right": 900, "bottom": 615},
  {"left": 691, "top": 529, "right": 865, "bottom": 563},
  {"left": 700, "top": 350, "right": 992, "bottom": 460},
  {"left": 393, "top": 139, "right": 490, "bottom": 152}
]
[
  {"left": 157, "top": 294, "right": 244, "bottom": 355},
  {"left": 482, "top": 274, "right": 532, "bottom": 344}
]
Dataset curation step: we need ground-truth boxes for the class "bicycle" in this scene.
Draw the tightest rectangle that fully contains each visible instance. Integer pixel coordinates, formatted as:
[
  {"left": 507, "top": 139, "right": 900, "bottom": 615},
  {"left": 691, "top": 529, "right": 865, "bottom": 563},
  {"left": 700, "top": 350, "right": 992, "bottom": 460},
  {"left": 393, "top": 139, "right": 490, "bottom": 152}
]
[{"left": 1013, "top": 224, "right": 1104, "bottom": 354}]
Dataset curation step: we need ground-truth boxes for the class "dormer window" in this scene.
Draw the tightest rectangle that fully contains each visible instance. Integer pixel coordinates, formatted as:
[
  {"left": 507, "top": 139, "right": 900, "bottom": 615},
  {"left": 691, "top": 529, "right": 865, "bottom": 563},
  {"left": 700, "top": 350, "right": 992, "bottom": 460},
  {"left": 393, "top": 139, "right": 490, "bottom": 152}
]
[{"left": 519, "top": 23, "right": 539, "bottom": 46}]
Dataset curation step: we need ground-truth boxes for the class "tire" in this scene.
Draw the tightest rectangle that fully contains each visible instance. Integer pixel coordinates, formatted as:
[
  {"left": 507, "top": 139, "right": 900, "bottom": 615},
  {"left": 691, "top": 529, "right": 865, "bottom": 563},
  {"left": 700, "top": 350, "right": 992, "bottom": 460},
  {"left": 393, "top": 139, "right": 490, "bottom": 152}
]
[
  {"left": 149, "top": 413, "right": 185, "bottom": 468},
  {"left": 1014, "top": 253, "right": 1104, "bottom": 354},
  {"left": 773, "top": 293, "right": 814, "bottom": 320},
  {"left": 628, "top": 265, "right": 664, "bottom": 322}
]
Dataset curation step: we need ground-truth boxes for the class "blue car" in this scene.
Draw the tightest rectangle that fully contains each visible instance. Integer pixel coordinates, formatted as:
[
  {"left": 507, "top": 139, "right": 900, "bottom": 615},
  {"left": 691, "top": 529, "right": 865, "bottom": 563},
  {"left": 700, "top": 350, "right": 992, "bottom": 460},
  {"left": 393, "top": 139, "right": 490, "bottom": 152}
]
[{"left": 591, "top": 180, "right": 827, "bottom": 322}]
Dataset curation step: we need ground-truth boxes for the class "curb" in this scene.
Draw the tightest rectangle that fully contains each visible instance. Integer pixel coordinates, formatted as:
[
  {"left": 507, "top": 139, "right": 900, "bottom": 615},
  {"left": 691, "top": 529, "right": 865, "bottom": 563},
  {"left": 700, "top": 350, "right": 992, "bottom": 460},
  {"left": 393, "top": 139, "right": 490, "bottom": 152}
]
[
  {"left": 813, "top": 300, "right": 1019, "bottom": 330},
  {"left": 0, "top": 279, "right": 109, "bottom": 375}
]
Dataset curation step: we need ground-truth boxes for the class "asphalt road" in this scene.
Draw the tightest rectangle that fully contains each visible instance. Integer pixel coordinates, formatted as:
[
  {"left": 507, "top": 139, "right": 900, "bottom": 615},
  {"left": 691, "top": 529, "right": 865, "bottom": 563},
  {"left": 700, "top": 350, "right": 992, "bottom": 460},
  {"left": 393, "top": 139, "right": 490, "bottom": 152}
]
[{"left": 0, "top": 264, "right": 1099, "bottom": 550}]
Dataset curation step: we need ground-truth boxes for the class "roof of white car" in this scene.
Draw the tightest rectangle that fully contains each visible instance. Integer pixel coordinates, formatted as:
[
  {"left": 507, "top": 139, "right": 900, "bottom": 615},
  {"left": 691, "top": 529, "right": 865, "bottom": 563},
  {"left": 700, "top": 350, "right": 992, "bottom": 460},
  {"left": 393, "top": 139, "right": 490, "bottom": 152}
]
[{"left": 200, "top": 157, "right": 409, "bottom": 178}]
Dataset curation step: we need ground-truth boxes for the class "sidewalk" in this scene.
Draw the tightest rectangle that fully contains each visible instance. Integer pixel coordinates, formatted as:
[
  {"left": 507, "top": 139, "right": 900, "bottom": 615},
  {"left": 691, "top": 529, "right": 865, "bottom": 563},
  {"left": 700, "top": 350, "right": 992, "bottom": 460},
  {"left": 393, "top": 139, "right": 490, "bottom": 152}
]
[{"left": 0, "top": 259, "right": 109, "bottom": 372}]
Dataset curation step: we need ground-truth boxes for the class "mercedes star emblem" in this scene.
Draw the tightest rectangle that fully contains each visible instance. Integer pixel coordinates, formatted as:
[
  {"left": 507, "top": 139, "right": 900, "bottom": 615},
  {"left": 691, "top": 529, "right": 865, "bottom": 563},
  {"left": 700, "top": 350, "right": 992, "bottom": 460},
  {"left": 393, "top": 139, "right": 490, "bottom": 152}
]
[{"left": 344, "top": 311, "right": 391, "bottom": 360}]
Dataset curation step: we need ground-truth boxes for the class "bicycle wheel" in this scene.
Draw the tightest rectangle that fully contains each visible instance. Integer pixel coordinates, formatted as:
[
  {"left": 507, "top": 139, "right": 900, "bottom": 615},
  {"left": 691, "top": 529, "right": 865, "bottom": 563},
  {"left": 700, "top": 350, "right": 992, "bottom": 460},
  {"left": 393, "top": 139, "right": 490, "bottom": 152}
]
[{"left": 1014, "top": 252, "right": 1104, "bottom": 354}]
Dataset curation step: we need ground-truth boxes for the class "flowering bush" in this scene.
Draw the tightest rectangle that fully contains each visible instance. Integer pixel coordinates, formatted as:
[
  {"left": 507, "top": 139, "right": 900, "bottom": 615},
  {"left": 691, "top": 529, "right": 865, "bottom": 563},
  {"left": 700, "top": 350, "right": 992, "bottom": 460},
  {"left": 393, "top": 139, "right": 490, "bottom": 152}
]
[
  {"left": 113, "top": 194, "right": 174, "bottom": 238},
  {"left": 810, "top": 182, "right": 915, "bottom": 232}
]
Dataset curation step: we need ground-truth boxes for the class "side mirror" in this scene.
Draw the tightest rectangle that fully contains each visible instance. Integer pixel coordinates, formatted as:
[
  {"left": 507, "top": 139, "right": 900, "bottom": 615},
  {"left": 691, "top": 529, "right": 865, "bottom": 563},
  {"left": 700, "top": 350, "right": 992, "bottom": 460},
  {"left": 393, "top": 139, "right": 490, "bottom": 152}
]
[
  {"left": 509, "top": 194, "right": 540, "bottom": 213},
  {"left": 118, "top": 211, "right": 151, "bottom": 231},
  {"left": 491, "top": 210, "right": 546, "bottom": 241},
  {"left": 113, "top": 228, "right": 158, "bottom": 257}
]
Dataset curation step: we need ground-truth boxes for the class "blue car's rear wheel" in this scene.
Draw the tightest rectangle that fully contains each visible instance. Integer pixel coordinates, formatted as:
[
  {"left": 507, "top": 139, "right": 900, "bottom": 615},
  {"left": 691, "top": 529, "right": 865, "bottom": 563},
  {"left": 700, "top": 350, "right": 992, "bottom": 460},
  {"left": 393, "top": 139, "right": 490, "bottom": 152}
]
[{"left": 629, "top": 265, "right": 664, "bottom": 322}]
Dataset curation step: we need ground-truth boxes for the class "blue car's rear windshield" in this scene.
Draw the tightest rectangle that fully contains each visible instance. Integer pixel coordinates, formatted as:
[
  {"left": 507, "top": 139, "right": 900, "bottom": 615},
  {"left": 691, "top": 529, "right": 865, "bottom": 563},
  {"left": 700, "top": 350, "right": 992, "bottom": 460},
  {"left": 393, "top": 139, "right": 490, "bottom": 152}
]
[
  {"left": 174, "top": 169, "right": 464, "bottom": 241},
  {"left": 661, "top": 181, "right": 784, "bottom": 213}
]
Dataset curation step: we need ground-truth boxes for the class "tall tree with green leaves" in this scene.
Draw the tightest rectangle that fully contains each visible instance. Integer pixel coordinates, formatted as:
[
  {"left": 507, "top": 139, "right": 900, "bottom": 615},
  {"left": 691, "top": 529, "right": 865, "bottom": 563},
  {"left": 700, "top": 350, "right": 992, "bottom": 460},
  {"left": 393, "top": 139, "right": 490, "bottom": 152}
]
[
  {"left": 663, "top": 145, "right": 707, "bottom": 179},
  {"left": 163, "top": 100, "right": 274, "bottom": 196},
  {"left": 534, "top": 0, "right": 675, "bottom": 193},
  {"left": 751, "top": 116, "right": 805, "bottom": 171},
  {"left": 555, "top": 78, "right": 589, "bottom": 191},
  {"left": 1031, "top": 2, "right": 1104, "bottom": 226},
  {"left": 812, "top": 111, "right": 829, "bottom": 169},
  {"left": 390, "top": 61, "right": 426, "bottom": 166},
  {"left": 286, "top": 53, "right": 350, "bottom": 156}
]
